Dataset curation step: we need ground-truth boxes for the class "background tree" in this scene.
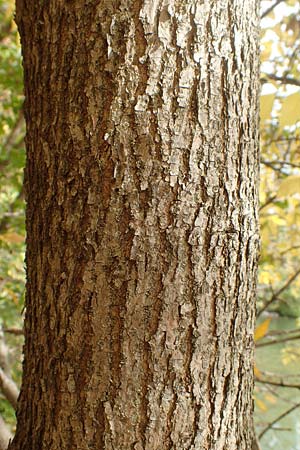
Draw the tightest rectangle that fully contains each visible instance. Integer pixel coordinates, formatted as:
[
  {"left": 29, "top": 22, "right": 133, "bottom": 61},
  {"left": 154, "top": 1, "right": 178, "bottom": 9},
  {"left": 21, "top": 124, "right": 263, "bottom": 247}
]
[
  {"left": 0, "top": 1, "right": 24, "bottom": 447},
  {"left": 256, "top": 1, "right": 300, "bottom": 447},
  {"left": 4, "top": 0, "right": 260, "bottom": 449},
  {"left": 259, "top": 0, "right": 300, "bottom": 316}
]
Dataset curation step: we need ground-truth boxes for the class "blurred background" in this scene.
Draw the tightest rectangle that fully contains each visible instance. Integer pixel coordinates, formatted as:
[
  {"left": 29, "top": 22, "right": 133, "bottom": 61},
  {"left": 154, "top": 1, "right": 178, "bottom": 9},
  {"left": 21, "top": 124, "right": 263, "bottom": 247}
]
[{"left": 1, "top": 0, "right": 300, "bottom": 448}]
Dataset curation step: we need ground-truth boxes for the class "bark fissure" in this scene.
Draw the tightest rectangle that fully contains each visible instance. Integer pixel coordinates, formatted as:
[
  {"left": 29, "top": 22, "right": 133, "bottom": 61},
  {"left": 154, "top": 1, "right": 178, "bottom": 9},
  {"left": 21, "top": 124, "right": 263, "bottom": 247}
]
[{"left": 12, "top": 0, "right": 260, "bottom": 449}]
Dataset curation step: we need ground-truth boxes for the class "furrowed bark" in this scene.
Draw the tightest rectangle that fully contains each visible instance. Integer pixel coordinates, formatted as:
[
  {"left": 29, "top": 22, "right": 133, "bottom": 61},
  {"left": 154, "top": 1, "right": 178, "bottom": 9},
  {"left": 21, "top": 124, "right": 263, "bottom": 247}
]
[{"left": 11, "top": 1, "right": 260, "bottom": 449}]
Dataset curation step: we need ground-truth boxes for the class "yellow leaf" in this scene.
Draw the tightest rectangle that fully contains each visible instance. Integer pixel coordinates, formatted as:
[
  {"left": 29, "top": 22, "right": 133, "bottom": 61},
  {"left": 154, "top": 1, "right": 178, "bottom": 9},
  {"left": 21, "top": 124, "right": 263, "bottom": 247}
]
[
  {"left": 264, "top": 393, "right": 277, "bottom": 405},
  {"left": 278, "top": 175, "right": 300, "bottom": 197},
  {"left": 256, "top": 398, "right": 268, "bottom": 412},
  {"left": 254, "top": 366, "right": 262, "bottom": 378},
  {"left": 0, "top": 232, "right": 25, "bottom": 244},
  {"left": 261, "top": 41, "right": 273, "bottom": 61},
  {"left": 271, "top": 216, "right": 286, "bottom": 226},
  {"left": 279, "top": 93, "right": 300, "bottom": 129},
  {"left": 3, "top": 288, "right": 19, "bottom": 305},
  {"left": 254, "top": 318, "right": 271, "bottom": 341},
  {"left": 259, "top": 270, "right": 274, "bottom": 285},
  {"left": 260, "top": 94, "right": 275, "bottom": 123}
]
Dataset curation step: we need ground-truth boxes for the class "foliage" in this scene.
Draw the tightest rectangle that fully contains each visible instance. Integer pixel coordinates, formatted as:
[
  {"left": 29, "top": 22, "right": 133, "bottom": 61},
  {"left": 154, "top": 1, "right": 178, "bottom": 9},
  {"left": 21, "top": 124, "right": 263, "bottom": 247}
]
[
  {"left": 0, "top": 0, "right": 25, "bottom": 432},
  {"left": 256, "top": 2, "right": 300, "bottom": 447},
  {"left": 0, "top": 0, "right": 25, "bottom": 312},
  {"left": 259, "top": 0, "right": 300, "bottom": 318}
]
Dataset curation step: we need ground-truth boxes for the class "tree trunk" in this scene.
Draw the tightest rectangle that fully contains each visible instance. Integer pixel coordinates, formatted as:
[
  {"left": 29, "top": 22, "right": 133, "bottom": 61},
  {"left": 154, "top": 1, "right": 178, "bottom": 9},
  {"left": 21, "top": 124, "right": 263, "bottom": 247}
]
[{"left": 11, "top": 1, "right": 260, "bottom": 449}]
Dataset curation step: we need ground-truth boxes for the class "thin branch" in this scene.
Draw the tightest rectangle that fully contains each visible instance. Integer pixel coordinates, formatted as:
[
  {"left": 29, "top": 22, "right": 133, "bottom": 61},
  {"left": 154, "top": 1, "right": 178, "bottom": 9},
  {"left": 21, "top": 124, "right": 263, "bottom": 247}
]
[
  {"left": 261, "top": 0, "right": 287, "bottom": 19},
  {"left": 258, "top": 371, "right": 300, "bottom": 381},
  {"left": 0, "top": 333, "right": 10, "bottom": 377},
  {"left": 258, "top": 401, "right": 300, "bottom": 439},
  {"left": 1, "top": 212, "right": 24, "bottom": 219},
  {"left": 256, "top": 376, "right": 299, "bottom": 408},
  {"left": 258, "top": 368, "right": 300, "bottom": 380},
  {"left": 256, "top": 333, "right": 300, "bottom": 348},
  {"left": 260, "top": 160, "right": 284, "bottom": 173},
  {"left": 259, "top": 195, "right": 277, "bottom": 211},
  {"left": 264, "top": 73, "right": 300, "bottom": 87},
  {"left": 256, "top": 327, "right": 300, "bottom": 346},
  {"left": 3, "top": 328, "right": 23, "bottom": 336},
  {"left": 267, "top": 327, "right": 300, "bottom": 336},
  {"left": 264, "top": 136, "right": 300, "bottom": 145},
  {"left": 261, "top": 160, "right": 300, "bottom": 169},
  {"left": 257, "top": 268, "right": 300, "bottom": 318},
  {"left": 256, "top": 377, "right": 300, "bottom": 389},
  {"left": 280, "top": 245, "right": 300, "bottom": 256},
  {"left": 0, "top": 368, "right": 19, "bottom": 410},
  {"left": 252, "top": 432, "right": 262, "bottom": 450},
  {"left": 284, "top": 38, "right": 300, "bottom": 78}
]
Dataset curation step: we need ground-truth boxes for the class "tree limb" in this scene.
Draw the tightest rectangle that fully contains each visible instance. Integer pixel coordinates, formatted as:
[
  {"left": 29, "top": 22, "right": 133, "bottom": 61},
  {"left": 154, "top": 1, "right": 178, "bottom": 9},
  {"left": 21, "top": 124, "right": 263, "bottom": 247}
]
[
  {"left": 261, "top": 0, "right": 287, "bottom": 19},
  {"left": 0, "top": 369, "right": 19, "bottom": 411},
  {"left": 0, "top": 333, "right": 10, "bottom": 377},
  {"left": 256, "top": 333, "right": 300, "bottom": 348},
  {"left": 252, "top": 431, "right": 262, "bottom": 450},
  {"left": 260, "top": 160, "right": 284, "bottom": 173},
  {"left": 257, "top": 267, "right": 300, "bottom": 318},
  {"left": 3, "top": 329, "right": 23, "bottom": 336},
  {"left": 258, "top": 401, "right": 300, "bottom": 439},
  {"left": 280, "top": 245, "right": 300, "bottom": 256},
  {"left": 256, "top": 377, "right": 300, "bottom": 389},
  {"left": 259, "top": 195, "right": 277, "bottom": 212},
  {"left": 267, "top": 327, "right": 300, "bottom": 336},
  {"left": 264, "top": 73, "right": 300, "bottom": 87},
  {"left": 261, "top": 159, "right": 300, "bottom": 169}
]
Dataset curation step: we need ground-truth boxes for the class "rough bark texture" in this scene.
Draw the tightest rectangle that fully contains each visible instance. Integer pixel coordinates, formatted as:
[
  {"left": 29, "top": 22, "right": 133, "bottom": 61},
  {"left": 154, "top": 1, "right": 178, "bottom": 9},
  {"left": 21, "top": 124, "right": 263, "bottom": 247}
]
[{"left": 11, "top": 1, "right": 260, "bottom": 449}]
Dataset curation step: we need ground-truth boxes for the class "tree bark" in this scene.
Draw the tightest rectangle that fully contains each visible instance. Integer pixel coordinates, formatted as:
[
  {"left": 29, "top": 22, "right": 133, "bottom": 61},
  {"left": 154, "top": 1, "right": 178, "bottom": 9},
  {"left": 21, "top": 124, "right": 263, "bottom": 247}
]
[{"left": 11, "top": 1, "right": 260, "bottom": 449}]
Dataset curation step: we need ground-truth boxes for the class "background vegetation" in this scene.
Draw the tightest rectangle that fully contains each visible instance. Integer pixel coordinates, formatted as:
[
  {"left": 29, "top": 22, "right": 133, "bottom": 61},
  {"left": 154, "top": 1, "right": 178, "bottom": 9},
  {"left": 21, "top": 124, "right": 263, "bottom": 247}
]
[{"left": 1, "top": 0, "right": 300, "bottom": 448}]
